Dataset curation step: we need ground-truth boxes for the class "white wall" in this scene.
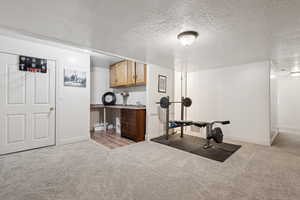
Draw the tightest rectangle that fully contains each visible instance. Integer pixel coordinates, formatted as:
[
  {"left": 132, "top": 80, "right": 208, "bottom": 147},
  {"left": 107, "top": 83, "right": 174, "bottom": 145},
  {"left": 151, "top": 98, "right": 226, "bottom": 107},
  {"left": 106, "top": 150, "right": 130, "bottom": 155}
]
[
  {"left": 182, "top": 61, "right": 271, "bottom": 145},
  {"left": 270, "top": 77, "right": 279, "bottom": 142},
  {"left": 0, "top": 35, "right": 91, "bottom": 145},
  {"left": 174, "top": 71, "right": 183, "bottom": 120},
  {"left": 174, "top": 71, "right": 190, "bottom": 120},
  {"left": 146, "top": 64, "right": 175, "bottom": 139},
  {"left": 91, "top": 67, "right": 147, "bottom": 105},
  {"left": 90, "top": 67, "right": 110, "bottom": 104},
  {"left": 113, "top": 86, "right": 147, "bottom": 105},
  {"left": 277, "top": 77, "right": 300, "bottom": 135}
]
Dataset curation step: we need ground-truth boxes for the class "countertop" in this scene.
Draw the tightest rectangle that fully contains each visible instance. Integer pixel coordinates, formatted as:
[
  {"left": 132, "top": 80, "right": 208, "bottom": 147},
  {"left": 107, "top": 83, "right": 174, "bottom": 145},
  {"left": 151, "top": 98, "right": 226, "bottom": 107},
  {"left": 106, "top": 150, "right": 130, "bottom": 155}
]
[{"left": 90, "top": 104, "right": 146, "bottom": 110}]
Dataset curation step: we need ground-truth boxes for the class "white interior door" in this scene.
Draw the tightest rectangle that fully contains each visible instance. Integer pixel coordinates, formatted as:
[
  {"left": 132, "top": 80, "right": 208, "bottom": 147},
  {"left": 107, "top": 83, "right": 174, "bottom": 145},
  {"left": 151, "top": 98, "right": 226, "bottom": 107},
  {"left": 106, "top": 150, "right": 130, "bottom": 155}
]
[{"left": 0, "top": 53, "right": 56, "bottom": 155}]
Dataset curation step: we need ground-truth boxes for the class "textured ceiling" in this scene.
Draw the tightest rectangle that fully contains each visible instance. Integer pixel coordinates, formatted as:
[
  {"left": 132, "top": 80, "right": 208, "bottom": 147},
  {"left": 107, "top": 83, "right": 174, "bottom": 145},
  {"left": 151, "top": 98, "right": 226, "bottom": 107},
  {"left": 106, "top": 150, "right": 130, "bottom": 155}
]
[
  {"left": 0, "top": 0, "right": 300, "bottom": 71},
  {"left": 90, "top": 53, "right": 123, "bottom": 68}
]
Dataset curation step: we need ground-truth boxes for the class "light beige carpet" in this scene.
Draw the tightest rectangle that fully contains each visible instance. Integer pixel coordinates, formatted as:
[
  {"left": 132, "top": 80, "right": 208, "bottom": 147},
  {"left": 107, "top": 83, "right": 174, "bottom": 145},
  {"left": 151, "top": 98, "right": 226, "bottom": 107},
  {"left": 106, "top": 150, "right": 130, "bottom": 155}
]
[{"left": 1, "top": 133, "right": 300, "bottom": 200}]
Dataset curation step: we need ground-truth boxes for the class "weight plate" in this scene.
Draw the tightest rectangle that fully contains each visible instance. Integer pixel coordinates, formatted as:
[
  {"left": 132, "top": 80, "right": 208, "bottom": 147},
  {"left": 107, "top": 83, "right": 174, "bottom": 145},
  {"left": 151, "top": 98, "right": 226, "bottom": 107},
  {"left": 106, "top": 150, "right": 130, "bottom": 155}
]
[
  {"left": 160, "top": 97, "right": 170, "bottom": 108},
  {"left": 183, "top": 97, "right": 192, "bottom": 107},
  {"left": 212, "top": 127, "right": 223, "bottom": 143},
  {"left": 102, "top": 92, "right": 116, "bottom": 105}
]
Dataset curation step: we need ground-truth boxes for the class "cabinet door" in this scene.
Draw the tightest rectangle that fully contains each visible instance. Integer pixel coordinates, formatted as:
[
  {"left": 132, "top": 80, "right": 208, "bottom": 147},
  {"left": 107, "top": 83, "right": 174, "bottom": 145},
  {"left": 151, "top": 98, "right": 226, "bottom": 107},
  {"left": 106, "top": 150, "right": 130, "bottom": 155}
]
[
  {"left": 121, "top": 109, "right": 136, "bottom": 140},
  {"left": 116, "top": 61, "right": 128, "bottom": 86},
  {"left": 135, "top": 63, "right": 147, "bottom": 85},
  {"left": 110, "top": 64, "right": 117, "bottom": 87},
  {"left": 121, "top": 109, "right": 145, "bottom": 142},
  {"left": 127, "top": 60, "right": 136, "bottom": 85}
]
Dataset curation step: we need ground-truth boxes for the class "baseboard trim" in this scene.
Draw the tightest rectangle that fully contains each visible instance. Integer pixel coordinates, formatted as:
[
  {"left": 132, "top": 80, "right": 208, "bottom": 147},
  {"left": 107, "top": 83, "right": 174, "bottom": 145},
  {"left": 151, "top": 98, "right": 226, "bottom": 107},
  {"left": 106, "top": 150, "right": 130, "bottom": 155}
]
[
  {"left": 223, "top": 135, "right": 270, "bottom": 146},
  {"left": 185, "top": 130, "right": 270, "bottom": 146},
  {"left": 57, "top": 135, "right": 90, "bottom": 145},
  {"left": 278, "top": 127, "right": 300, "bottom": 135},
  {"left": 270, "top": 131, "right": 279, "bottom": 145}
]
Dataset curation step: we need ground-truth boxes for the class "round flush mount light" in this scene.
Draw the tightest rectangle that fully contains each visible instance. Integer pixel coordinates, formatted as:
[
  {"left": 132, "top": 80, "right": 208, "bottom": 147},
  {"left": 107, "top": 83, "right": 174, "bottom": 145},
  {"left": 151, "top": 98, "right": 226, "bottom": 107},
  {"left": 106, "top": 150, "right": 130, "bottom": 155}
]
[
  {"left": 290, "top": 71, "right": 300, "bottom": 77},
  {"left": 177, "top": 31, "right": 199, "bottom": 46}
]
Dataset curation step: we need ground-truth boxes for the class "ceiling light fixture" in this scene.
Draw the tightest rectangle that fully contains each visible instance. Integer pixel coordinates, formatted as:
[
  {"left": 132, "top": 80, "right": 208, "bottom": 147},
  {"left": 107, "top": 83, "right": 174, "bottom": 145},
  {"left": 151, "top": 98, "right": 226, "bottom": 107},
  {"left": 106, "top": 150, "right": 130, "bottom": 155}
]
[
  {"left": 177, "top": 31, "right": 199, "bottom": 46},
  {"left": 290, "top": 71, "right": 300, "bottom": 77}
]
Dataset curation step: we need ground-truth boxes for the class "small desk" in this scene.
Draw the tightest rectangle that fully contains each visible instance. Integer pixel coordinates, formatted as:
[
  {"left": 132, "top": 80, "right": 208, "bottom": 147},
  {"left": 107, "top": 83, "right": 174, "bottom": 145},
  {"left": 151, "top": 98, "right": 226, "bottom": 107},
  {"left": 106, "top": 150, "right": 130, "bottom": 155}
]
[{"left": 90, "top": 104, "right": 146, "bottom": 132}]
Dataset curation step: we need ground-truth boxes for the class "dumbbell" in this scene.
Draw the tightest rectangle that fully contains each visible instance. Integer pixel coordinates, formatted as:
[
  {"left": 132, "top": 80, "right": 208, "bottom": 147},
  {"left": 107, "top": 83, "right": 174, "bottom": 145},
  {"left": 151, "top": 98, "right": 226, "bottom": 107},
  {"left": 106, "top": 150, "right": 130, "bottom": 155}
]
[{"left": 158, "top": 96, "right": 192, "bottom": 108}]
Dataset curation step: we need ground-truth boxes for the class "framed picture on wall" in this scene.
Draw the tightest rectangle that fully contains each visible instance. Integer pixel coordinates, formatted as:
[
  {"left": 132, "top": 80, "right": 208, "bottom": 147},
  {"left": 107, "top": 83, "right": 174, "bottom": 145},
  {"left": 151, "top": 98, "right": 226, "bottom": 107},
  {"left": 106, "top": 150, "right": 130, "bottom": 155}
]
[
  {"left": 19, "top": 55, "right": 47, "bottom": 73},
  {"left": 158, "top": 75, "right": 167, "bottom": 93},
  {"left": 64, "top": 68, "right": 87, "bottom": 88}
]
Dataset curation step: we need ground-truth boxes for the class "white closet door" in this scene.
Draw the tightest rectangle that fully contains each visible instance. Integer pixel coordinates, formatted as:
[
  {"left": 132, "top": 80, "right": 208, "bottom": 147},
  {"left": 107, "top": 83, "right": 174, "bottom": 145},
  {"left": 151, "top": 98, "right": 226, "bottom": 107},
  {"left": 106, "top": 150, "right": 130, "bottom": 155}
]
[{"left": 0, "top": 53, "right": 56, "bottom": 155}]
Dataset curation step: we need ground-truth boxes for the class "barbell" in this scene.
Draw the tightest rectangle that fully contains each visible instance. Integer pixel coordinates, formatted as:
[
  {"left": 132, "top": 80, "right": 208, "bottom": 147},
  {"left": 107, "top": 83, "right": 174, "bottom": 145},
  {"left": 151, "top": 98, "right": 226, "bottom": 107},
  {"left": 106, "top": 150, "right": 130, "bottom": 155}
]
[{"left": 157, "top": 96, "right": 192, "bottom": 108}]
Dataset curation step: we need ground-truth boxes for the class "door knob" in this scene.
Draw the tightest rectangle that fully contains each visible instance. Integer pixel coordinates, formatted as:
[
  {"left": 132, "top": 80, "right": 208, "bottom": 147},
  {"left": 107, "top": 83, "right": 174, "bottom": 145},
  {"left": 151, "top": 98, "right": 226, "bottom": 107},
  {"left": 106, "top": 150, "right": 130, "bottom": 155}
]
[{"left": 50, "top": 107, "right": 55, "bottom": 111}]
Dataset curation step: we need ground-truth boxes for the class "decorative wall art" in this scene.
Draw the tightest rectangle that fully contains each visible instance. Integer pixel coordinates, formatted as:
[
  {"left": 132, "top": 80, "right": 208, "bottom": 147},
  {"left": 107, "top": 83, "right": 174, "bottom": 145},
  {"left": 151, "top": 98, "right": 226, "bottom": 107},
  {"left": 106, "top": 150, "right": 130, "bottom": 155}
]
[
  {"left": 64, "top": 68, "right": 87, "bottom": 88},
  {"left": 19, "top": 55, "right": 47, "bottom": 73},
  {"left": 158, "top": 75, "right": 167, "bottom": 93}
]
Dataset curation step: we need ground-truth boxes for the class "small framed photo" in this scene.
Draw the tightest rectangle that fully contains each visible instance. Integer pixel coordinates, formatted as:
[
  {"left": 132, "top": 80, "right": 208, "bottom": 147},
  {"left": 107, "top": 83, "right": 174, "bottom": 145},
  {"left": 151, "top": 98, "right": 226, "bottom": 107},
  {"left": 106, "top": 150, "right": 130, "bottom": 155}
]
[
  {"left": 64, "top": 68, "right": 87, "bottom": 88},
  {"left": 158, "top": 75, "right": 167, "bottom": 93}
]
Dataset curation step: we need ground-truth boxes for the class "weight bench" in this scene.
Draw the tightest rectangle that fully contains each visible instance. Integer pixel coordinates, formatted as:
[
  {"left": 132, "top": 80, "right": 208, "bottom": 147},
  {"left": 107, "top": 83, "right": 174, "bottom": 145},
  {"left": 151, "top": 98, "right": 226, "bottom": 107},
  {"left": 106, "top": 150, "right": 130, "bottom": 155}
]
[
  {"left": 168, "top": 120, "right": 230, "bottom": 149},
  {"left": 169, "top": 120, "right": 194, "bottom": 128},
  {"left": 156, "top": 96, "right": 231, "bottom": 149}
]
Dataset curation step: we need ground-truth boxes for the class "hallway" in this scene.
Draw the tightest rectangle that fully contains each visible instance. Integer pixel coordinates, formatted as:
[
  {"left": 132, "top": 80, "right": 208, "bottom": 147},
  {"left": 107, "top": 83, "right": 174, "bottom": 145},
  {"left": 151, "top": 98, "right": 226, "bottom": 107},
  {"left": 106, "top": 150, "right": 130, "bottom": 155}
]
[{"left": 272, "top": 133, "right": 300, "bottom": 157}]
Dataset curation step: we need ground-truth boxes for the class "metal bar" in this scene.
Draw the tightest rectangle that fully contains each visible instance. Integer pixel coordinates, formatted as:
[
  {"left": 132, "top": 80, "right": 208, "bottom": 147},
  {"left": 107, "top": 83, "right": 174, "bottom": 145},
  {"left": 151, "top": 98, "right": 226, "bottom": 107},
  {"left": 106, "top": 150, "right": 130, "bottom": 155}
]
[
  {"left": 170, "top": 101, "right": 182, "bottom": 103},
  {"left": 104, "top": 107, "right": 107, "bottom": 133},
  {"left": 166, "top": 96, "right": 170, "bottom": 140},
  {"left": 180, "top": 96, "right": 184, "bottom": 137}
]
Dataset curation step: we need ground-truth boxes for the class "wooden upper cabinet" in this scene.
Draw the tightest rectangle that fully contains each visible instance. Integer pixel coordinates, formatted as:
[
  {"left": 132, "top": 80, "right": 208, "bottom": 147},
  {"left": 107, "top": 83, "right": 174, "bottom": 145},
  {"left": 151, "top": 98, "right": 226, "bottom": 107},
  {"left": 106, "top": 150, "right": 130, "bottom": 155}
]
[
  {"left": 135, "top": 62, "right": 147, "bottom": 85},
  {"left": 110, "top": 64, "right": 118, "bottom": 87},
  {"left": 127, "top": 60, "right": 136, "bottom": 86},
  {"left": 110, "top": 61, "right": 127, "bottom": 87},
  {"left": 116, "top": 61, "right": 128, "bottom": 86},
  {"left": 110, "top": 60, "right": 147, "bottom": 88}
]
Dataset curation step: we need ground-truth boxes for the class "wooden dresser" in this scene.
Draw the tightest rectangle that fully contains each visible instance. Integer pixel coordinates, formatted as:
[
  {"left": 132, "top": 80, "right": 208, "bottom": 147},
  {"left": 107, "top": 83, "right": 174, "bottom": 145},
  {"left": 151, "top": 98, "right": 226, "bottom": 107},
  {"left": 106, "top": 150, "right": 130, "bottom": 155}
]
[{"left": 121, "top": 109, "right": 146, "bottom": 142}]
